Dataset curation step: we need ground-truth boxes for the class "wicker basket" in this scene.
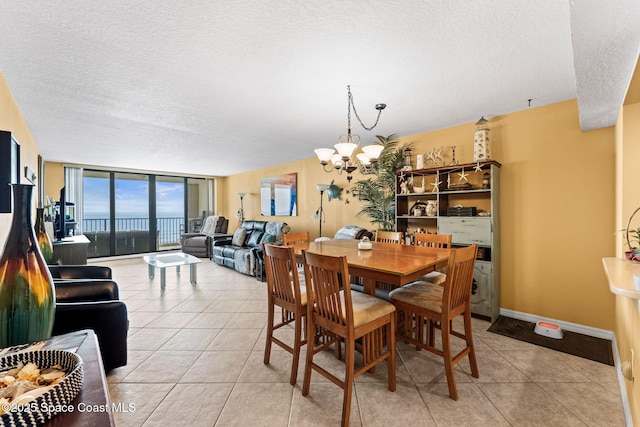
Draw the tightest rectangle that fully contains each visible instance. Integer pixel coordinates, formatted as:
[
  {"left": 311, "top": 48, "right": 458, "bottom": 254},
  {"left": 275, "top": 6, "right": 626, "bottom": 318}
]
[{"left": 0, "top": 349, "right": 84, "bottom": 427}]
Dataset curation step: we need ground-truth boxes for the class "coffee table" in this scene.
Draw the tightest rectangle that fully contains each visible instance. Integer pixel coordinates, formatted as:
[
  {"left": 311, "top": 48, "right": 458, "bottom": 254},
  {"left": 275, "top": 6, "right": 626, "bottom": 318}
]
[{"left": 143, "top": 252, "right": 201, "bottom": 289}]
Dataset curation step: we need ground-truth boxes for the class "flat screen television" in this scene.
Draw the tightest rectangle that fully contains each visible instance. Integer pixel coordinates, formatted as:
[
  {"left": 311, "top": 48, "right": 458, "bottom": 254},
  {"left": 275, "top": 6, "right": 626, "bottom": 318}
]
[{"left": 55, "top": 186, "right": 66, "bottom": 241}]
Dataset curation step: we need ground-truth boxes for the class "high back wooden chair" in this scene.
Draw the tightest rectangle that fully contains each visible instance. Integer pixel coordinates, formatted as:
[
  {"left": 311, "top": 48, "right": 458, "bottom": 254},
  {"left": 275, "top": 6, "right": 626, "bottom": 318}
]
[
  {"left": 263, "top": 244, "right": 307, "bottom": 385},
  {"left": 283, "top": 231, "right": 310, "bottom": 246},
  {"left": 301, "top": 250, "right": 396, "bottom": 427},
  {"left": 413, "top": 233, "right": 452, "bottom": 285},
  {"left": 414, "top": 232, "right": 451, "bottom": 248},
  {"left": 389, "top": 244, "right": 479, "bottom": 400},
  {"left": 374, "top": 230, "right": 403, "bottom": 244}
]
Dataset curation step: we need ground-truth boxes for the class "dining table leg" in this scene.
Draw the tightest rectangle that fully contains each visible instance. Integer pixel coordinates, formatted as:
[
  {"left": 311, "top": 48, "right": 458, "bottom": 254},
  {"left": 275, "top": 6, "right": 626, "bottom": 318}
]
[{"left": 363, "top": 277, "right": 377, "bottom": 296}]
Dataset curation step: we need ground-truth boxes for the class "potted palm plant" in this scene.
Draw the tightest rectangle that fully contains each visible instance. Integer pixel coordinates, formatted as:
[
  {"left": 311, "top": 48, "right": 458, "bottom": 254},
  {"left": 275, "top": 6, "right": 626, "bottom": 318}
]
[
  {"left": 621, "top": 206, "right": 640, "bottom": 261},
  {"left": 350, "top": 134, "right": 410, "bottom": 231}
]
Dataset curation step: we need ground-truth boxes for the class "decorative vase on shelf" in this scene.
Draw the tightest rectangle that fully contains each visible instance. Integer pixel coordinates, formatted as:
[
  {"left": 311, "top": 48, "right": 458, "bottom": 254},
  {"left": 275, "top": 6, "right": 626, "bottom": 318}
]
[
  {"left": 0, "top": 184, "right": 55, "bottom": 348},
  {"left": 34, "top": 207, "right": 54, "bottom": 265}
]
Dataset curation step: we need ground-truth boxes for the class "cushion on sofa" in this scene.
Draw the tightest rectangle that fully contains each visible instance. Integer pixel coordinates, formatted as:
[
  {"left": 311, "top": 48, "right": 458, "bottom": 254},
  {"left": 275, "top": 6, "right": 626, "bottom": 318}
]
[
  {"left": 200, "top": 215, "right": 220, "bottom": 235},
  {"left": 260, "top": 233, "right": 277, "bottom": 244},
  {"left": 265, "top": 221, "right": 290, "bottom": 245},
  {"left": 246, "top": 231, "right": 264, "bottom": 247},
  {"left": 232, "top": 228, "right": 247, "bottom": 246}
]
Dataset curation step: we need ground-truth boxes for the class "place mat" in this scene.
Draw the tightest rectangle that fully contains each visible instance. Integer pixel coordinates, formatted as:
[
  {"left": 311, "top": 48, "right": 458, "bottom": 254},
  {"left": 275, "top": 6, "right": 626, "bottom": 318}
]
[{"left": 488, "top": 316, "right": 614, "bottom": 366}]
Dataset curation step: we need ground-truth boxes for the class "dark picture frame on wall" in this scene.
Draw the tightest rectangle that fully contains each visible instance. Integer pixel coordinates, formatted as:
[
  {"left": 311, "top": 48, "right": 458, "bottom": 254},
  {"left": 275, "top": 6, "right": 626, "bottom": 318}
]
[{"left": 0, "top": 130, "right": 20, "bottom": 213}]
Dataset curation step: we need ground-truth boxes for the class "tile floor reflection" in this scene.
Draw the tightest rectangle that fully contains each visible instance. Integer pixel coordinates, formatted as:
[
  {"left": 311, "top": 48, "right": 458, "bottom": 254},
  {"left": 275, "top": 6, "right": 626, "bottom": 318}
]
[{"left": 102, "top": 257, "right": 626, "bottom": 426}]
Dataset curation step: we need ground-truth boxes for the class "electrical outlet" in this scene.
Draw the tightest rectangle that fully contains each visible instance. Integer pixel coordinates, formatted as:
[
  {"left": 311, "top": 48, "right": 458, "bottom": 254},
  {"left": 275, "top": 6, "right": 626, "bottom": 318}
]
[{"left": 622, "top": 349, "right": 635, "bottom": 381}]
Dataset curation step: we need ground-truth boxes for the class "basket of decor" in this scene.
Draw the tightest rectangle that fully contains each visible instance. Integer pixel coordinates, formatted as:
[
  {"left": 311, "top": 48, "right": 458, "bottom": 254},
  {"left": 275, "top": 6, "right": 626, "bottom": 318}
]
[{"left": 0, "top": 349, "right": 84, "bottom": 426}]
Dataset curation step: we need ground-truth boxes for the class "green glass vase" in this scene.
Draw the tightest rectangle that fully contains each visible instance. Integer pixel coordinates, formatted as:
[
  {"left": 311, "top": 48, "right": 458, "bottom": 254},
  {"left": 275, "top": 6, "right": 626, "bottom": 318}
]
[
  {"left": 34, "top": 207, "right": 54, "bottom": 265},
  {"left": 0, "top": 184, "right": 55, "bottom": 347}
]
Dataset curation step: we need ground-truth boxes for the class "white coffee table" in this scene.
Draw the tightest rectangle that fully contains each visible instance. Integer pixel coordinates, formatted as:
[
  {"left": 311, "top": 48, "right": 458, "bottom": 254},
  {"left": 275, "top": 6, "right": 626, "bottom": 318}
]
[{"left": 143, "top": 252, "right": 202, "bottom": 289}]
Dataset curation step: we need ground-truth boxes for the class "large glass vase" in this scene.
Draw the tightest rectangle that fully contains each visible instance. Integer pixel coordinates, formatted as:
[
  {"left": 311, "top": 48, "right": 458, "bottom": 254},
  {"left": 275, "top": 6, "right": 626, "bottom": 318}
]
[
  {"left": 34, "top": 207, "right": 54, "bottom": 265},
  {"left": 0, "top": 184, "right": 55, "bottom": 347}
]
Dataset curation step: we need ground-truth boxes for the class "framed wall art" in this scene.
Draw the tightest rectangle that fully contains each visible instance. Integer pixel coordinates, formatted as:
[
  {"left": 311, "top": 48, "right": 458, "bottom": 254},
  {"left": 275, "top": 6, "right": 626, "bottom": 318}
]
[
  {"left": 260, "top": 173, "right": 297, "bottom": 216},
  {"left": 0, "top": 130, "right": 20, "bottom": 213}
]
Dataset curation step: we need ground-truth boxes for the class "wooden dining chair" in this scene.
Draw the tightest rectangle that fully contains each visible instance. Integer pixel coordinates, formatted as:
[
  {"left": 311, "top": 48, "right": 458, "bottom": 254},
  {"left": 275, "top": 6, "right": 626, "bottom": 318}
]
[
  {"left": 263, "top": 244, "right": 307, "bottom": 385},
  {"left": 283, "top": 231, "right": 310, "bottom": 245},
  {"left": 414, "top": 232, "right": 451, "bottom": 248},
  {"left": 389, "top": 244, "right": 479, "bottom": 400},
  {"left": 301, "top": 250, "right": 396, "bottom": 427},
  {"left": 374, "top": 230, "right": 403, "bottom": 244},
  {"left": 413, "top": 233, "right": 452, "bottom": 285}
]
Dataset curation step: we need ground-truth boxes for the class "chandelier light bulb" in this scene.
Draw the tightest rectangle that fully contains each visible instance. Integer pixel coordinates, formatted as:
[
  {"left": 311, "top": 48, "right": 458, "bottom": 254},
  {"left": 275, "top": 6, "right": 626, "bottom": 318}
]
[
  {"left": 356, "top": 153, "right": 371, "bottom": 166},
  {"left": 330, "top": 153, "right": 344, "bottom": 169},
  {"left": 314, "top": 148, "right": 335, "bottom": 164},
  {"left": 334, "top": 142, "right": 357, "bottom": 160},
  {"left": 361, "top": 144, "right": 384, "bottom": 162}
]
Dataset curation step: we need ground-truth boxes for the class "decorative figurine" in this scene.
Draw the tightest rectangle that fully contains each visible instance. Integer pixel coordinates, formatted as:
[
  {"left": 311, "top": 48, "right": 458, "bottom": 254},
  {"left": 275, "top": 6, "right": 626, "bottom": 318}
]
[
  {"left": 425, "top": 200, "right": 438, "bottom": 217},
  {"left": 474, "top": 116, "right": 491, "bottom": 161},
  {"left": 400, "top": 180, "right": 409, "bottom": 194},
  {"left": 431, "top": 178, "right": 442, "bottom": 193},
  {"left": 483, "top": 171, "right": 491, "bottom": 189}
]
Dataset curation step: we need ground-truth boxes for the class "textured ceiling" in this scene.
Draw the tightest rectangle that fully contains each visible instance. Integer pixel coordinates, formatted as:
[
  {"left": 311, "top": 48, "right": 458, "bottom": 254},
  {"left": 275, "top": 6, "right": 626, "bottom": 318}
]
[{"left": 0, "top": 1, "right": 638, "bottom": 176}]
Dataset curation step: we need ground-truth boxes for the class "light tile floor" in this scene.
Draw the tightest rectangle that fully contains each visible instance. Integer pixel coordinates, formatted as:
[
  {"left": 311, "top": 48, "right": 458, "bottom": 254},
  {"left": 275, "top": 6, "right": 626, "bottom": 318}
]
[{"left": 103, "top": 257, "right": 626, "bottom": 426}]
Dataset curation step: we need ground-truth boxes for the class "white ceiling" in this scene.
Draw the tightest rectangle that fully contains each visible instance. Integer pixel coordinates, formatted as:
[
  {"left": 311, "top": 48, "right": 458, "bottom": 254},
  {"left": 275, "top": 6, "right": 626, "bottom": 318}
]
[{"left": 1, "top": 0, "right": 639, "bottom": 177}]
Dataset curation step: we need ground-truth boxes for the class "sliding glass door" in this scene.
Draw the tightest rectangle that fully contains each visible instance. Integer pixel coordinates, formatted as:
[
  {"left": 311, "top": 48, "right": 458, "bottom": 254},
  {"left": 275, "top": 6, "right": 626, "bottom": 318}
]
[
  {"left": 156, "top": 176, "right": 184, "bottom": 250},
  {"left": 83, "top": 170, "right": 111, "bottom": 257},
  {"left": 115, "top": 173, "right": 150, "bottom": 255},
  {"left": 81, "top": 170, "right": 211, "bottom": 258}
]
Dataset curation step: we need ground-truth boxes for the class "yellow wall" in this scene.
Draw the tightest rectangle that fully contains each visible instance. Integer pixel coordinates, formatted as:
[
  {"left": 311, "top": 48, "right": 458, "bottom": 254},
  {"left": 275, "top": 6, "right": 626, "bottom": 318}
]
[
  {"left": 43, "top": 162, "right": 64, "bottom": 201},
  {"left": 223, "top": 99, "right": 617, "bottom": 330},
  {"left": 0, "top": 72, "right": 41, "bottom": 245},
  {"left": 220, "top": 158, "right": 372, "bottom": 239},
  {"left": 615, "top": 101, "right": 640, "bottom": 422}
]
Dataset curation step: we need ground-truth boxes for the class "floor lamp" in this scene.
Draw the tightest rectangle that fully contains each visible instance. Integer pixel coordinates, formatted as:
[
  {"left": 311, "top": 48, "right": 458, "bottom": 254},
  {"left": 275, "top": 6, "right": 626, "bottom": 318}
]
[
  {"left": 313, "top": 184, "right": 329, "bottom": 238},
  {"left": 236, "top": 192, "right": 246, "bottom": 226}
]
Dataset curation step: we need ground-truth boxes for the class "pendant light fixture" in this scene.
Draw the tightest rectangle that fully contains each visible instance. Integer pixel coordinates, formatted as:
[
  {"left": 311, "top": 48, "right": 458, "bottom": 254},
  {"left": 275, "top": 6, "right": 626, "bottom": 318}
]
[{"left": 314, "top": 86, "right": 386, "bottom": 181}]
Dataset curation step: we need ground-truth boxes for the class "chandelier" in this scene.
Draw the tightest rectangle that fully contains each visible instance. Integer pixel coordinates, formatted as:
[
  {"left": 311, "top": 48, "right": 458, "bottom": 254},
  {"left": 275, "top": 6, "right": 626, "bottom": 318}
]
[{"left": 314, "top": 85, "right": 386, "bottom": 181}]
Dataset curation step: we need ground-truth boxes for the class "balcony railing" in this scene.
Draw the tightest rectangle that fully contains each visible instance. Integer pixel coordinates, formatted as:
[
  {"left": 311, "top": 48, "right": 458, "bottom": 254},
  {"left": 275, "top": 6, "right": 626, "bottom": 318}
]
[{"left": 83, "top": 217, "right": 184, "bottom": 257}]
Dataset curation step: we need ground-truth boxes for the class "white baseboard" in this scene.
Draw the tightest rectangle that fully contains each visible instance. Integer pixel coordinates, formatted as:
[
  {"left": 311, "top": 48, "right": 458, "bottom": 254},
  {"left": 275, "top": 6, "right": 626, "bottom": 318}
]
[
  {"left": 499, "top": 308, "right": 614, "bottom": 340},
  {"left": 498, "top": 308, "right": 633, "bottom": 426},
  {"left": 611, "top": 334, "right": 634, "bottom": 427}
]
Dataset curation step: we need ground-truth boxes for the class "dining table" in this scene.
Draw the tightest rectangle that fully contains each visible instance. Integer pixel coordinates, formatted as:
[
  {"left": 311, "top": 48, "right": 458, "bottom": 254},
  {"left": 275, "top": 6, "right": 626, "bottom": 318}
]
[{"left": 292, "top": 238, "right": 451, "bottom": 296}]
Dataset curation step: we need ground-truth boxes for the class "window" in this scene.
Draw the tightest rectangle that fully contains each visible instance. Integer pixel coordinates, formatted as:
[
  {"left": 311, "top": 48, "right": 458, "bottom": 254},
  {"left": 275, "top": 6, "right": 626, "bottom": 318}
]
[{"left": 81, "top": 169, "right": 213, "bottom": 258}]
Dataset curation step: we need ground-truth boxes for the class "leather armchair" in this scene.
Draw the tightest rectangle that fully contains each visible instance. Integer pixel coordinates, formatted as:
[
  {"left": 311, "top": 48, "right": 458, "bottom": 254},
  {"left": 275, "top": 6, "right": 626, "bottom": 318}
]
[
  {"left": 181, "top": 215, "right": 229, "bottom": 258},
  {"left": 49, "top": 265, "right": 112, "bottom": 280},
  {"left": 48, "top": 265, "right": 128, "bottom": 372}
]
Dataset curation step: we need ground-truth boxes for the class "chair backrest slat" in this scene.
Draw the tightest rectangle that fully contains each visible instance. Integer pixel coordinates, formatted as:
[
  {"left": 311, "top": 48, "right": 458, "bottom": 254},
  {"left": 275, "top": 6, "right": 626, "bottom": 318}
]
[
  {"left": 414, "top": 233, "right": 452, "bottom": 248},
  {"left": 264, "top": 244, "right": 302, "bottom": 306},
  {"left": 442, "top": 244, "right": 477, "bottom": 312},
  {"left": 283, "top": 231, "right": 311, "bottom": 246},
  {"left": 303, "top": 250, "right": 351, "bottom": 328},
  {"left": 375, "top": 230, "right": 402, "bottom": 244}
]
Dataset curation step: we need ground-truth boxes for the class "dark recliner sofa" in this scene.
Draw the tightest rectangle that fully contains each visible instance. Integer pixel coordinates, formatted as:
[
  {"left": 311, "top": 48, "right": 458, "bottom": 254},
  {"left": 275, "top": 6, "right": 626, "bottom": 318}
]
[
  {"left": 48, "top": 265, "right": 128, "bottom": 372},
  {"left": 212, "top": 220, "right": 289, "bottom": 277}
]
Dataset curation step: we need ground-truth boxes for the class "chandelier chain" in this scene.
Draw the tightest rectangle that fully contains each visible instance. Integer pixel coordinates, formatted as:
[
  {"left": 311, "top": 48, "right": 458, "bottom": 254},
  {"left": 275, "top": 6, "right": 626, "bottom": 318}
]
[{"left": 347, "top": 86, "right": 383, "bottom": 131}]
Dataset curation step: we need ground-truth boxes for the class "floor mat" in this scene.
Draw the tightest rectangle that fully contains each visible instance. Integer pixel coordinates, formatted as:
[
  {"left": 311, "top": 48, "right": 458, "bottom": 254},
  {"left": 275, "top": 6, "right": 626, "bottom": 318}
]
[{"left": 487, "top": 316, "right": 614, "bottom": 366}]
